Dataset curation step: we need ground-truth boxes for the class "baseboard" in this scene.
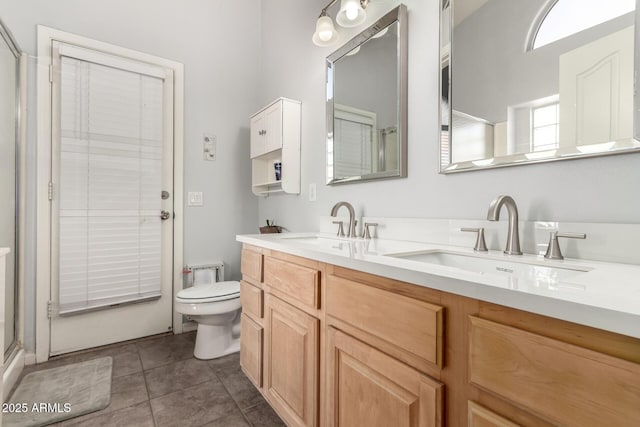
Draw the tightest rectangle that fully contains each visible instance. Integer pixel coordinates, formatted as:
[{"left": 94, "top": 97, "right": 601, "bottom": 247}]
[
  {"left": 24, "top": 352, "right": 36, "bottom": 366},
  {"left": 182, "top": 321, "right": 197, "bottom": 333},
  {"left": 3, "top": 349, "right": 25, "bottom": 401}
]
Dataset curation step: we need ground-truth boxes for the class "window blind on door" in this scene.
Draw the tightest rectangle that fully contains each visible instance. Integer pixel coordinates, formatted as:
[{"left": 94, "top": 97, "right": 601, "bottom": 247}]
[
  {"left": 334, "top": 118, "right": 373, "bottom": 178},
  {"left": 58, "top": 52, "right": 165, "bottom": 314}
]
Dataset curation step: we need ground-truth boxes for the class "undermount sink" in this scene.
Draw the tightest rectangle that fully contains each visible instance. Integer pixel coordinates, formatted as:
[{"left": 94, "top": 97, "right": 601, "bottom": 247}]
[{"left": 386, "top": 250, "right": 590, "bottom": 282}]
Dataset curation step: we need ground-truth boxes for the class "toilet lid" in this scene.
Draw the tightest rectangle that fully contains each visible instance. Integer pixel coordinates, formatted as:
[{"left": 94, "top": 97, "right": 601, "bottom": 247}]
[{"left": 176, "top": 281, "right": 240, "bottom": 302}]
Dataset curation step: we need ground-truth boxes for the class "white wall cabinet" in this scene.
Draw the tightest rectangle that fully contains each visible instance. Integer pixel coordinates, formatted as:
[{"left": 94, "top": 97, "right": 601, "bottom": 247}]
[{"left": 250, "top": 98, "right": 301, "bottom": 196}]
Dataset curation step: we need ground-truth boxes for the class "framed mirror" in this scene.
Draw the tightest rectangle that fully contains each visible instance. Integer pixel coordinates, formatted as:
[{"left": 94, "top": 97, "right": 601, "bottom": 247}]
[
  {"left": 440, "top": 0, "right": 640, "bottom": 173},
  {"left": 326, "top": 4, "right": 407, "bottom": 185}
]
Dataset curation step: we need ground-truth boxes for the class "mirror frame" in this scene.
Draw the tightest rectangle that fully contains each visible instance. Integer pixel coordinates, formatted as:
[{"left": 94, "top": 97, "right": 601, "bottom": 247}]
[
  {"left": 439, "top": 0, "right": 640, "bottom": 174},
  {"left": 326, "top": 4, "right": 408, "bottom": 185},
  {"left": 0, "top": 16, "right": 22, "bottom": 361}
]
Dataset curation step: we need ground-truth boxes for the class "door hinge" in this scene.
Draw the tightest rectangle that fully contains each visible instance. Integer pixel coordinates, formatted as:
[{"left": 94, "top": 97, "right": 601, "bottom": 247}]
[
  {"left": 47, "top": 300, "right": 54, "bottom": 319},
  {"left": 49, "top": 64, "right": 53, "bottom": 83},
  {"left": 48, "top": 181, "right": 53, "bottom": 201}
]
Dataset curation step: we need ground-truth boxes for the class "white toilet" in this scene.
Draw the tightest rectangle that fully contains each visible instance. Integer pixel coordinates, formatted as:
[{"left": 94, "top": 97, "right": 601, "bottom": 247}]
[{"left": 175, "top": 277, "right": 241, "bottom": 360}]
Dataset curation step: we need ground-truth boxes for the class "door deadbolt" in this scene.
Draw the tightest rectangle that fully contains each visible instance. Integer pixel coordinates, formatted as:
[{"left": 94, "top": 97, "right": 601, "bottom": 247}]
[
  {"left": 161, "top": 190, "right": 170, "bottom": 200},
  {"left": 160, "top": 210, "right": 171, "bottom": 220}
]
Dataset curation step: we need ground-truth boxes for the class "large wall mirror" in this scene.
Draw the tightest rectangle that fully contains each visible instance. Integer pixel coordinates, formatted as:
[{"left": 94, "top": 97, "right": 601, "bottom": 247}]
[
  {"left": 326, "top": 5, "right": 407, "bottom": 184},
  {"left": 0, "top": 17, "right": 21, "bottom": 361},
  {"left": 440, "top": 0, "right": 640, "bottom": 173}
]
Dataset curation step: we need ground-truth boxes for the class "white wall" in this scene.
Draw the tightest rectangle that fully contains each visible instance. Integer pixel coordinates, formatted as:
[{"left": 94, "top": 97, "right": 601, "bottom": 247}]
[
  {"left": 0, "top": 0, "right": 261, "bottom": 351},
  {"left": 257, "top": 0, "right": 640, "bottom": 232}
]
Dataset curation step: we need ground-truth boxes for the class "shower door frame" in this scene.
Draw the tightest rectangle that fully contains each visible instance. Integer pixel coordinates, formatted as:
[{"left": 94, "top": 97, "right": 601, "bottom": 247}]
[
  {"left": 0, "top": 16, "right": 26, "bottom": 370},
  {"left": 35, "top": 26, "right": 185, "bottom": 362}
]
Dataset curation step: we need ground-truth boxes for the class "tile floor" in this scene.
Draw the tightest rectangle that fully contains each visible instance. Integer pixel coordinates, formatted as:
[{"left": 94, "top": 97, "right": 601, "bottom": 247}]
[{"left": 8, "top": 332, "right": 285, "bottom": 427}]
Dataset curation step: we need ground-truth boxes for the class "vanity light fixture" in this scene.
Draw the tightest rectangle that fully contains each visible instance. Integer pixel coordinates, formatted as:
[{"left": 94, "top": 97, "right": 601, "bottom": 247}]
[{"left": 312, "top": 0, "right": 370, "bottom": 47}]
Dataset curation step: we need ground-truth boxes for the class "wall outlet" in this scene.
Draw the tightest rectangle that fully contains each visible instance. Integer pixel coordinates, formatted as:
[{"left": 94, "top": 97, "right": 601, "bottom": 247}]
[
  {"left": 188, "top": 191, "right": 203, "bottom": 206},
  {"left": 203, "top": 134, "right": 216, "bottom": 161},
  {"left": 308, "top": 183, "right": 317, "bottom": 202}
]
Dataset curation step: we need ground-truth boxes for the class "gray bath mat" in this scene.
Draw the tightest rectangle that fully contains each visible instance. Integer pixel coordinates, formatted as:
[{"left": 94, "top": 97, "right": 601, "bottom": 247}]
[{"left": 4, "top": 356, "right": 112, "bottom": 427}]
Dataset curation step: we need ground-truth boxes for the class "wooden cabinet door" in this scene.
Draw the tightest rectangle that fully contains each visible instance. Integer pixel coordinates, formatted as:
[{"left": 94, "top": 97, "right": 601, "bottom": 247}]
[
  {"left": 264, "top": 100, "right": 283, "bottom": 154},
  {"left": 250, "top": 113, "right": 265, "bottom": 158},
  {"left": 240, "top": 313, "right": 263, "bottom": 388},
  {"left": 327, "top": 327, "right": 443, "bottom": 427},
  {"left": 265, "top": 294, "right": 319, "bottom": 427}
]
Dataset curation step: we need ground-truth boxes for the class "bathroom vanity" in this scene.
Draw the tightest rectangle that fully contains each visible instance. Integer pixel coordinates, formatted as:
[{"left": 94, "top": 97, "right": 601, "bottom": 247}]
[{"left": 236, "top": 232, "right": 640, "bottom": 426}]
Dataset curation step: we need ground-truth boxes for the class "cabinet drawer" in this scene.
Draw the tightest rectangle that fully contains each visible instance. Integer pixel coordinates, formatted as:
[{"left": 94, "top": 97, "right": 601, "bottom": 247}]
[
  {"left": 240, "top": 280, "right": 263, "bottom": 320},
  {"left": 241, "top": 248, "right": 263, "bottom": 283},
  {"left": 469, "top": 316, "right": 640, "bottom": 426},
  {"left": 264, "top": 257, "right": 320, "bottom": 309},
  {"left": 467, "top": 401, "right": 519, "bottom": 427},
  {"left": 240, "top": 313, "right": 263, "bottom": 388},
  {"left": 327, "top": 275, "right": 443, "bottom": 368}
]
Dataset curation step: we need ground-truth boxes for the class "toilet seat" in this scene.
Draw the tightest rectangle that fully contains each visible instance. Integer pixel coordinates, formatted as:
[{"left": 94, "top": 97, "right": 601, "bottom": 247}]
[{"left": 176, "top": 281, "right": 240, "bottom": 304}]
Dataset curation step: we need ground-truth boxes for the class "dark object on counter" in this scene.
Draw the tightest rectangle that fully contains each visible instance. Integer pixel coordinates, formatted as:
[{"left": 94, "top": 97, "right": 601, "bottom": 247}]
[{"left": 260, "top": 219, "right": 283, "bottom": 234}]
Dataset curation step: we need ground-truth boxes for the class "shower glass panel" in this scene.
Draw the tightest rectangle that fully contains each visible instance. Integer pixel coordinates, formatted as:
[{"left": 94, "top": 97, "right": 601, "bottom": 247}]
[{"left": 0, "top": 19, "right": 20, "bottom": 359}]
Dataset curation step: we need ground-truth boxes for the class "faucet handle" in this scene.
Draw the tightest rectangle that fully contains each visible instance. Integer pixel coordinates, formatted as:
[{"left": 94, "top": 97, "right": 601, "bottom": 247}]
[
  {"left": 363, "top": 223, "right": 378, "bottom": 239},
  {"left": 332, "top": 221, "right": 345, "bottom": 237},
  {"left": 544, "top": 232, "right": 586, "bottom": 260},
  {"left": 460, "top": 227, "right": 488, "bottom": 252}
]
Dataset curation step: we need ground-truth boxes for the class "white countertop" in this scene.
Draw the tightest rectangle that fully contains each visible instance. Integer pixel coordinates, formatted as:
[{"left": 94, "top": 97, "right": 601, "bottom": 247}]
[{"left": 237, "top": 232, "right": 640, "bottom": 339}]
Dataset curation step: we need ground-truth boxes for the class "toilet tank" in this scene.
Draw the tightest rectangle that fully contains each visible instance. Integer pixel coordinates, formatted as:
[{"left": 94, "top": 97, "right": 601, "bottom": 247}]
[{"left": 183, "top": 263, "right": 224, "bottom": 288}]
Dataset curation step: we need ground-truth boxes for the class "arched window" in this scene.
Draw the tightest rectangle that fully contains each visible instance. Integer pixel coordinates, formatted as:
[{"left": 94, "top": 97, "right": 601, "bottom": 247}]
[{"left": 531, "top": 0, "right": 634, "bottom": 50}]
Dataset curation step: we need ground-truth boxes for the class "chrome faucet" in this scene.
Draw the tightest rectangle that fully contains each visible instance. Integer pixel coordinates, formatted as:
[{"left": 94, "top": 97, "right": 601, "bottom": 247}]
[
  {"left": 330, "top": 201, "right": 357, "bottom": 238},
  {"left": 487, "top": 195, "right": 522, "bottom": 255}
]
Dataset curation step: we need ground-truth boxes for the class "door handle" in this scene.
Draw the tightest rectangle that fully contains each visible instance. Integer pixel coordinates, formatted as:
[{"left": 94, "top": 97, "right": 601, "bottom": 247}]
[{"left": 160, "top": 210, "right": 171, "bottom": 220}]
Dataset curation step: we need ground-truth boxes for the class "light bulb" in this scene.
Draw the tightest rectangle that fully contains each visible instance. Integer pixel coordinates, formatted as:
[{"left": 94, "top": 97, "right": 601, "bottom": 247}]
[
  {"left": 319, "top": 30, "right": 332, "bottom": 42},
  {"left": 345, "top": 3, "right": 359, "bottom": 21},
  {"left": 336, "top": 0, "right": 366, "bottom": 28}
]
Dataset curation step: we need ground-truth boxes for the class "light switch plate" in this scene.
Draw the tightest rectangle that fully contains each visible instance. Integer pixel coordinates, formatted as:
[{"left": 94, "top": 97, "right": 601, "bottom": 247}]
[{"left": 188, "top": 192, "right": 203, "bottom": 207}]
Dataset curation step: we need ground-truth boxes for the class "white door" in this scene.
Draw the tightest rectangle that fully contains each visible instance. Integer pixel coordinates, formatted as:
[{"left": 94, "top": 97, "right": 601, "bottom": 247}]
[
  {"left": 250, "top": 113, "right": 265, "bottom": 158},
  {"left": 559, "top": 26, "right": 634, "bottom": 147},
  {"left": 264, "top": 101, "right": 283, "bottom": 154},
  {"left": 49, "top": 41, "right": 175, "bottom": 355}
]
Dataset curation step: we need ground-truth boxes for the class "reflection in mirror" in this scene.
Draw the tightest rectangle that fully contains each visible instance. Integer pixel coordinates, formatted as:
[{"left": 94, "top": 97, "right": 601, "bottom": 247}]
[
  {"left": 0, "top": 17, "right": 21, "bottom": 360},
  {"left": 440, "top": 0, "right": 640, "bottom": 173},
  {"left": 327, "top": 5, "right": 407, "bottom": 184}
]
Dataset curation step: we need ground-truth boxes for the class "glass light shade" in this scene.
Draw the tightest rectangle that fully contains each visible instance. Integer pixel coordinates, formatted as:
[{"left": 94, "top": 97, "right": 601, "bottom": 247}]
[
  {"left": 312, "top": 15, "right": 339, "bottom": 46},
  {"left": 371, "top": 26, "right": 389, "bottom": 39},
  {"left": 336, "top": 0, "right": 366, "bottom": 28}
]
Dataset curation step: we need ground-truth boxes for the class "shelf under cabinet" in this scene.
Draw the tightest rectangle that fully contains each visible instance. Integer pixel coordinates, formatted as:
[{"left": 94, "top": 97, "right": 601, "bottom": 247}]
[
  {"left": 252, "top": 180, "right": 285, "bottom": 196},
  {"left": 249, "top": 98, "right": 301, "bottom": 196}
]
